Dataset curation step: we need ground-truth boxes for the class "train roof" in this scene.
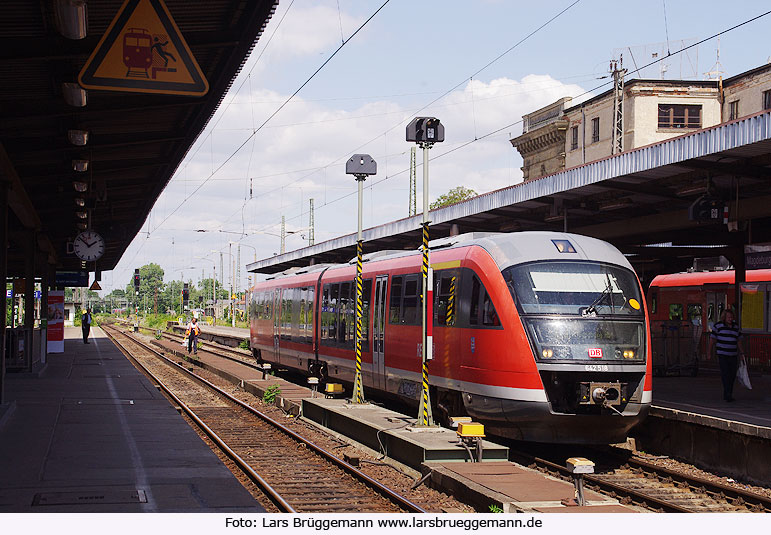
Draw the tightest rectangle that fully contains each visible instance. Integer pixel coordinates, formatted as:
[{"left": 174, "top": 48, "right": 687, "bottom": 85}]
[
  {"left": 445, "top": 231, "right": 633, "bottom": 272},
  {"left": 650, "top": 269, "right": 771, "bottom": 288},
  {"left": 258, "top": 231, "right": 633, "bottom": 283}
]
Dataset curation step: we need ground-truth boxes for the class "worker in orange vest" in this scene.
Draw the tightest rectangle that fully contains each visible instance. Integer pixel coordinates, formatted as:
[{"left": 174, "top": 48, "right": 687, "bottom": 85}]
[{"left": 185, "top": 316, "right": 201, "bottom": 354}]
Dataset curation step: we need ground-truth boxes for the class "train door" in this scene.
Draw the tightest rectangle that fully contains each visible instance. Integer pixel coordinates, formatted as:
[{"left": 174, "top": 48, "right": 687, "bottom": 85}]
[
  {"left": 705, "top": 292, "right": 726, "bottom": 331},
  {"left": 272, "top": 289, "right": 281, "bottom": 361},
  {"left": 372, "top": 275, "right": 388, "bottom": 390}
]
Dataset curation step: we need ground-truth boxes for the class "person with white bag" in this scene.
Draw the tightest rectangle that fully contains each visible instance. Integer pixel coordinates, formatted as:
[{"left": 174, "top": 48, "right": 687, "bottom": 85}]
[{"left": 708, "top": 309, "right": 745, "bottom": 402}]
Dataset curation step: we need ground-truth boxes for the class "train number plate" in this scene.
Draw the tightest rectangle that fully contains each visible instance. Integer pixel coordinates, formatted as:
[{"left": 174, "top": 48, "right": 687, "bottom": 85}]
[
  {"left": 584, "top": 364, "right": 609, "bottom": 372},
  {"left": 588, "top": 348, "right": 603, "bottom": 358}
]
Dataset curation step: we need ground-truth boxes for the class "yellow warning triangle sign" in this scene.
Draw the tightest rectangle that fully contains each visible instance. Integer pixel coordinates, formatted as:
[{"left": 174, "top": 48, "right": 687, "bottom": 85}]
[
  {"left": 89, "top": 281, "right": 102, "bottom": 291},
  {"left": 78, "top": 0, "right": 208, "bottom": 96}
]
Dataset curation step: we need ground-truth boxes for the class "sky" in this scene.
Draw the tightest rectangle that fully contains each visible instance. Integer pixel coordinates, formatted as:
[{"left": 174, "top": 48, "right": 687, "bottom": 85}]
[{"left": 100, "top": 0, "right": 771, "bottom": 295}]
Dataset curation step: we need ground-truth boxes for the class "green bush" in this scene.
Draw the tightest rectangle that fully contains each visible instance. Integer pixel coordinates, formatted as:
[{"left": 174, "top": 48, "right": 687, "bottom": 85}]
[
  {"left": 262, "top": 385, "right": 281, "bottom": 404},
  {"left": 238, "top": 339, "right": 250, "bottom": 350}
]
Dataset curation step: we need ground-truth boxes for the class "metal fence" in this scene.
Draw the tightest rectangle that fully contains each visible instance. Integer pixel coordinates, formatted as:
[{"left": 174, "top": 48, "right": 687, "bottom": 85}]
[{"left": 652, "top": 321, "right": 771, "bottom": 375}]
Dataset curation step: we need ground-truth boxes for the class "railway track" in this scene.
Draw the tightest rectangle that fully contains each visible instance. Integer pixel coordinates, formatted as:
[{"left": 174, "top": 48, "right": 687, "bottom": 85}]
[
  {"left": 102, "top": 324, "right": 425, "bottom": 513},
  {"left": 511, "top": 448, "right": 771, "bottom": 513},
  {"left": 106, "top": 320, "right": 771, "bottom": 513}
]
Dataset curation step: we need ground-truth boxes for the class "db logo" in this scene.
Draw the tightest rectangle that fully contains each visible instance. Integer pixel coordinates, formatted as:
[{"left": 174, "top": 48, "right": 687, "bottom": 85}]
[{"left": 588, "top": 348, "right": 603, "bottom": 359}]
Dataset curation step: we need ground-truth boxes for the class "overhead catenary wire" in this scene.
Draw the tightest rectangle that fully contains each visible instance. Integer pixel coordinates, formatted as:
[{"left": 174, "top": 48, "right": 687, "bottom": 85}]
[{"left": 150, "top": 0, "right": 392, "bottom": 236}]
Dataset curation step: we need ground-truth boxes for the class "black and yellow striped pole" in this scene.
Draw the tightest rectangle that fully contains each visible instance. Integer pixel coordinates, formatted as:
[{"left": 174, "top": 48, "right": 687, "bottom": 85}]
[
  {"left": 446, "top": 276, "right": 456, "bottom": 326},
  {"left": 407, "top": 117, "right": 444, "bottom": 427},
  {"left": 346, "top": 155, "right": 377, "bottom": 405},
  {"left": 354, "top": 239, "right": 364, "bottom": 403}
]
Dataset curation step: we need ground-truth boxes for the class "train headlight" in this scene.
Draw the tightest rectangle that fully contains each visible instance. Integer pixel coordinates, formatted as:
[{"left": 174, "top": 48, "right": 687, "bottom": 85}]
[
  {"left": 542, "top": 349, "right": 553, "bottom": 358},
  {"left": 616, "top": 348, "right": 636, "bottom": 359}
]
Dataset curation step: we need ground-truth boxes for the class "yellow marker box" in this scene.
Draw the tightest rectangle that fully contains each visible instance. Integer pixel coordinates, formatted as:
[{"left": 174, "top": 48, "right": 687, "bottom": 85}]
[
  {"left": 457, "top": 421, "right": 485, "bottom": 438},
  {"left": 325, "top": 383, "right": 344, "bottom": 394}
]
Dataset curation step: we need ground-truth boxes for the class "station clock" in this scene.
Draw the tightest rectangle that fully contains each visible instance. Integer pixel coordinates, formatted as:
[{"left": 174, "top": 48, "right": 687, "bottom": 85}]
[{"left": 73, "top": 230, "right": 105, "bottom": 262}]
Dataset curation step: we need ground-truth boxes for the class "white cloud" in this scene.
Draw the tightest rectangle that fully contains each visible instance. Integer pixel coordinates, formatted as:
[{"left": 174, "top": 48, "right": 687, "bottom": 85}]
[{"left": 108, "top": 72, "right": 586, "bottom": 293}]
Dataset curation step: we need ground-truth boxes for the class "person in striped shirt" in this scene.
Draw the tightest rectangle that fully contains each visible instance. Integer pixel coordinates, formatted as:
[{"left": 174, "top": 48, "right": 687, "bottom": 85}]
[{"left": 708, "top": 309, "right": 745, "bottom": 402}]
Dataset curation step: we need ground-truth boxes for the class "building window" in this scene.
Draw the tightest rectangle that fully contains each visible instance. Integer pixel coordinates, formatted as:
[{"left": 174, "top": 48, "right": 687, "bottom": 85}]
[
  {"left": 570, "top": 126, "right": 578, "bottom": 150},
  {"left": 591, "top": 118, "right": 600, "bottom": 143},
  {"left": 764, "top": 90, "right": 771, "bottom": 110},
  {"left": 658, "top": 104, "right": 701, "bottom": 129},
  {"left": 729, "top": 100, "right": 739, "bottom": 121}
]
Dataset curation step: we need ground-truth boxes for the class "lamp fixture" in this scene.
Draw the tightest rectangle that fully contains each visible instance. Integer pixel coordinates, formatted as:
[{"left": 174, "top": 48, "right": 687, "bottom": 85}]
[
  {"left": 76, "top": 222, "right": 88, "bottom": 230},
  {"left": 54, "top": 0, "right": 87, "bottom": 40},
  {"left": 63, "top": 82, "right": 87, "bottom": 107},
  {"left": 72, "top": 159, "right": 89, "bottom": 172},
  {"left": 598, "top": 198, "right": 633, "bottom": 211},
  {"left": 675, "top": 184, "right": 708, "bottom": 197},
  {"left": 74, "top": 197, "right": 85, "bottom": 207},
  {"left": 73, "top": 181, "right": 88, "bottom": 192},
  {"left": 68, "top": 129, "right": 89, "bottom": 146},
  {"left": 76, "top": 211, "right": 88, "bottom": 219}
]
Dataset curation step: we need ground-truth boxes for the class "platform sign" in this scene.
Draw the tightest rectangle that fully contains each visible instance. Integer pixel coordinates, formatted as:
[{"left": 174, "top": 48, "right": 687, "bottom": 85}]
[
  {"left": 47, "top": 291, "right": 65, "bottom": 353},
  {"left": 78, "top": 0, "right": 208, "bottom": 96},
  {"left": 55, "top": 271, "right": 89, "bottom": 287}
]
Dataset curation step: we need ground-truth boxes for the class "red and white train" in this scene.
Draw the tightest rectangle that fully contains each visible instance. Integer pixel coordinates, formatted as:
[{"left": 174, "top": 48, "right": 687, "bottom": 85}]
[{"left": 249, "top": 231, "right": 652, "bottom": 444}]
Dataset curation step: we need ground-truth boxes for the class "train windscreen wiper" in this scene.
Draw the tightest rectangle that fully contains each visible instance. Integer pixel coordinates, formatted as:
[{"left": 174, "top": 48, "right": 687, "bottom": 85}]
[{"left": 584, "top": 276, "right": 615, "bottom": 316}]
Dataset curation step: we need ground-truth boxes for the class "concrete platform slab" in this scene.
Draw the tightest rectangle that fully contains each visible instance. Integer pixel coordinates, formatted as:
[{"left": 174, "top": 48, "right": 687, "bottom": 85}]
[
  {"left": 302, "top": 397, "right": 508, "bottom": 469},
  {"left": 424, "top": 462, "right": 630, "bottom": 513}
]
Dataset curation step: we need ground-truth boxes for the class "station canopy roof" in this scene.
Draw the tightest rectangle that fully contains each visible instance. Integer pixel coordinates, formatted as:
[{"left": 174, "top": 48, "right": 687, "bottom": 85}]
[
  {"left": 1, "top": 0, "right": 277, "bottom": 276},
  {"left": 249, "top": 110, "right": 771, "bottom": 278}
]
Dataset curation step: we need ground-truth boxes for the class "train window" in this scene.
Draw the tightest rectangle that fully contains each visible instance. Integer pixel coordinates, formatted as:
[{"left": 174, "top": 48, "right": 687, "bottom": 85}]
[
  {"left": 360, "top": 280, "right": 371, "bottom": 350},
  {"left": 669, "top": 303, "right": 683, "bottom": 321},
  {"left": 339, "top": 282, "right": 352, "bottom": 346},
  {"left": 650, "top": 293, "right": 657, "bottom": 315},
  {"left": 306, "top": 286, "right": 315, "bottom": 343},
  {"left": 482, "top": 290, "right": 500, "bottom": 326},
  {"left": 469, "top": 276, "right": 481, "bottom": 325},
  {"left": 402, "top": 275, "right": 420, "bottom": 325},
  {"left": 289, "top": 287, "right": 301, "bottom": 342},
  {"left": 281, "top": 290, "right": 292, "bottom": 340},
  {"left": 389, "top": 276, "right": 403, "bottom": 324},
  {"left": 321, "top": 284, "right": 339, "bottom": 346},
  {"left": 503, "top": 261, "right": 643, "bottom": 317},
  {"left": 434, "top": 270, "right": 459, "bottom": 326}
]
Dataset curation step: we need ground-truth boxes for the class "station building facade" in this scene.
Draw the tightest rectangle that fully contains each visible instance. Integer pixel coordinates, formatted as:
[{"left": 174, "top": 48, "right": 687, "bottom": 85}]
[{"left": 511, "top": 63, "right": 771, "bottom": 181}]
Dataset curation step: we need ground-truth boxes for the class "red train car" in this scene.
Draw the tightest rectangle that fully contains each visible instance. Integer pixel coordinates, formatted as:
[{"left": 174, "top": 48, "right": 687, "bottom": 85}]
[
  {"left": 250, "top": 232, "right": 652, "bottom": 444},
  {"left": 648, "top": 269, "right": 771, "bottom": 374}
]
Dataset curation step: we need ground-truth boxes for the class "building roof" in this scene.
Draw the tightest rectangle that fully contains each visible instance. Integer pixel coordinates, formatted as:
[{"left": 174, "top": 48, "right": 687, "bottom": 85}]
[{"left": 1, "top": 1, "right": 278, "bottom": 276}]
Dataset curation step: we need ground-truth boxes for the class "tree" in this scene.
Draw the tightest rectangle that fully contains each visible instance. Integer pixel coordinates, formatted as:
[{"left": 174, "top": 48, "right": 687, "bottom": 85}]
[
  {"left": 430, "top": 186, "right": 477, "bottom": 209},
  {"left": 125, "top": 263, "right": 165, "bottom": 313}
]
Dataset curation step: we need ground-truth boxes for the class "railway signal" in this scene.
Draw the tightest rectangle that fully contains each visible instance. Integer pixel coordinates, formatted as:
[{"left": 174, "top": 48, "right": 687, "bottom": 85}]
[
  {"left": 182, "top": 283, "right": 189, "bottom": 309},
  {"left": 346, "top": 154, "right": 377, "bottom": 405},
  {"left": 406, "top": 117, "right": 445, "bottom": 427},
  {"left": 133, "top": 268, "right": 140, "bottom": 295}
]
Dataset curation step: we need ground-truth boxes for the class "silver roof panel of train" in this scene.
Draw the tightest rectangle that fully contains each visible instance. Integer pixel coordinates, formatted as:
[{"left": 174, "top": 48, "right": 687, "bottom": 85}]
[{"left": 261, "top": 232, "right": 633, "bottom": 282}]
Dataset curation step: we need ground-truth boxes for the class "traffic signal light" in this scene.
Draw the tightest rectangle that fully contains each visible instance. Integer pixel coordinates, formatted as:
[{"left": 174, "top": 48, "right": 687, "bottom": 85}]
[
  {"left": 688, "top": 195, "right": 725, "bottom": 222},
  {"left": 406, "top": 117, "right": 445, "bottom": 143},
  {"left": 182, "top": 283, "right": 189, "bottom": 307},
  {"left": 133, "top": 269, "right": 140, "bottom": 294}
]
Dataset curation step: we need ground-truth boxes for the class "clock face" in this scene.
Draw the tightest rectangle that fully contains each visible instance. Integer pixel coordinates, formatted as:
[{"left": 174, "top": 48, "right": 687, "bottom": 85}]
[{"left": 73, "top": 230, "right": 105, "bottom": 261}]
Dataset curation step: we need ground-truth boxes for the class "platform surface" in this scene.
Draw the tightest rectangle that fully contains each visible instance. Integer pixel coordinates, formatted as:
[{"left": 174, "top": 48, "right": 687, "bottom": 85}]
[
  {"left": 651, "top": 373, "right": 771, "bottom": 432},
  {"left": 0, "top": 327, "right": 264, "bottom": 513}
]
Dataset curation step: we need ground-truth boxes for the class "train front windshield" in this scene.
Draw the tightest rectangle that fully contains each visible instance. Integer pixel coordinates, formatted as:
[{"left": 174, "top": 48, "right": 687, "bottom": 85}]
[{"left": 503, "top": 261, "right": 646, "bottom": 362}]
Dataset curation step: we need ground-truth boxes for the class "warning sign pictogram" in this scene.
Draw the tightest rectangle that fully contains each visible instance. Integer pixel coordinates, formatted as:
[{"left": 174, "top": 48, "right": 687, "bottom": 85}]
[{"left": 78, "top": 0, "right": 208, "bottom": 96}]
